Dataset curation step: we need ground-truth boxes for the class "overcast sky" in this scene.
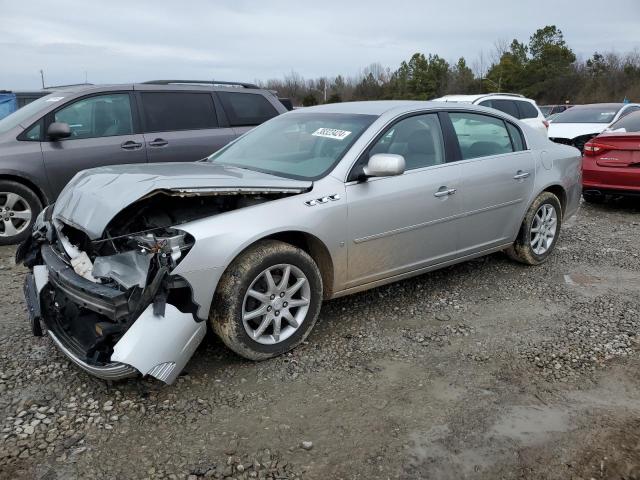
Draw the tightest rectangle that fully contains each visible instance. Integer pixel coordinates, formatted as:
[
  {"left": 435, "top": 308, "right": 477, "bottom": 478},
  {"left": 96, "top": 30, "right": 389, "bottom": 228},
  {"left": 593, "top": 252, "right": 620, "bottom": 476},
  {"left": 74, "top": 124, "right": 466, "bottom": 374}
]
[{"left": 1, "top": 0, "right": 639, "bottom": 90}]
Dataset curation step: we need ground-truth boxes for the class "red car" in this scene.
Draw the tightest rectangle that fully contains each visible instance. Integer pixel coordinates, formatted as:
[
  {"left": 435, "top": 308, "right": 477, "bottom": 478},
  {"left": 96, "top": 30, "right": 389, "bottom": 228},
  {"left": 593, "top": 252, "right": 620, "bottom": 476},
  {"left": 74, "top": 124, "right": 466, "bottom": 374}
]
[{"left": 582, "top": 111, "right": 640, "bottom": 203}]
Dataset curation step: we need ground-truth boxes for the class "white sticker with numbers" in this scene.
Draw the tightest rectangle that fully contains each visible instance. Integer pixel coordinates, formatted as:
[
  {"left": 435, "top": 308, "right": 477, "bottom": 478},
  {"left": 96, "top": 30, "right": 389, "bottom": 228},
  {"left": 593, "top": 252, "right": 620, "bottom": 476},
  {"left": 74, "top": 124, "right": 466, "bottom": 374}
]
[{"left": 311, "top": 128, "right": 352, "bottom": 140}]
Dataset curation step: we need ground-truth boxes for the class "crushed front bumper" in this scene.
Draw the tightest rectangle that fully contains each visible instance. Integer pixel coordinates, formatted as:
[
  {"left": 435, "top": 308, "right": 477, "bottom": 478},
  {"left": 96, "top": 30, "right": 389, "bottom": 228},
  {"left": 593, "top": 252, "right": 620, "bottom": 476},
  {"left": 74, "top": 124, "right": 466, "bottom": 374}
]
[{"left": 23, "top": 242, "right": 206, "bottom": 384}]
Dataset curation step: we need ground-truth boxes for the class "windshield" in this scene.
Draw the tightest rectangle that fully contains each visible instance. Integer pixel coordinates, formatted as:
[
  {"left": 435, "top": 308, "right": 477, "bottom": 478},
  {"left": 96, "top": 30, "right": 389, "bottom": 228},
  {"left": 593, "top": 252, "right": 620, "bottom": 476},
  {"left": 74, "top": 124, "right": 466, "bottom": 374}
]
[
  {"left": 208, "top": 112, "right": 377, "bottom": 179},
  {"left": 0, "top": 93, "right": 65, "bottom": 135},
  {"left": 553, "top": 106, "right": 621, "bottom": 124}
]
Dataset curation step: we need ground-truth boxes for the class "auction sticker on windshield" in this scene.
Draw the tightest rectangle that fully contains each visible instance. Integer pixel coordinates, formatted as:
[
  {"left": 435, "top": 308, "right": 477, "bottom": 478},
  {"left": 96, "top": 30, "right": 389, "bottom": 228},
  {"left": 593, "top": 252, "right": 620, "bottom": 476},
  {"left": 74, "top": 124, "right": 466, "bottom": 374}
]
[{"left": 312, "top": 128, "right": 352, "bottom": 140}]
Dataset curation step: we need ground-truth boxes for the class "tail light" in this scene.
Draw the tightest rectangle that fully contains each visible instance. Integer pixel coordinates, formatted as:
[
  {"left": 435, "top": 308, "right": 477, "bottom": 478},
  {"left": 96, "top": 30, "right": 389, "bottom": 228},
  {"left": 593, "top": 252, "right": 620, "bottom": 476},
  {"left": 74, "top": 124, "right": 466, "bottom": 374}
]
[
  {"left": 542, "top": 120, "right": 549, "bottom": 129},
  {"left": 583, "top": 140, "right": 614, "bottom": 156}
]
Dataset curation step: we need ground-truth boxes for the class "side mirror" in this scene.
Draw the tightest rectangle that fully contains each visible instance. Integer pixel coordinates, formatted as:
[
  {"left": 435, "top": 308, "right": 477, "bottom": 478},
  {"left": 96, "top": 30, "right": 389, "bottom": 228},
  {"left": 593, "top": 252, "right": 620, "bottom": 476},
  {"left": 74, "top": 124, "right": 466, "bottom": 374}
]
[
  {"left": 47, "top": 122, "right": 71, "bottom": 140},
  {"left": 363, "top": 154, "right": 405, "bottom": 178}
]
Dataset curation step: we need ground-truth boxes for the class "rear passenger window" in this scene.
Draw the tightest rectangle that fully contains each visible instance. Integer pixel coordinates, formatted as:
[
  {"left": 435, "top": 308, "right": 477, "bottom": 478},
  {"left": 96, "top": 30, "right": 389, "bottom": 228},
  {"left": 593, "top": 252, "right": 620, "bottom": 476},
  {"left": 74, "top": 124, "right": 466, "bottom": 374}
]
[
  {"left": 489, "top": 100, "right": 519, "bottom": 118},
  {"left": 141, "top": 92, "right": 217, "bottom": 132},
  {"left": 506, "top": 122, "right": 525, "bottom": 151},
  {"left": 218, "top": 92, "right": 278, "bottom": 127},
  {"left": 449, "top": 112, "right": 514, "bottom": 159},
  {"left": 516, "top": 101, "right": 539, "bottom": 119}
]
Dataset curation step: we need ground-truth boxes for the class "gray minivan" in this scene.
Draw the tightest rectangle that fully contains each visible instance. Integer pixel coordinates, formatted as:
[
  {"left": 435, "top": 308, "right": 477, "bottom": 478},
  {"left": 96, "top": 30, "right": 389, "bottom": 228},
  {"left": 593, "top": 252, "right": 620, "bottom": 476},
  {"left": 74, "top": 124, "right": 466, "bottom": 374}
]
[{"left": 0, "top": 80, "right": 287, "bottom": 244}]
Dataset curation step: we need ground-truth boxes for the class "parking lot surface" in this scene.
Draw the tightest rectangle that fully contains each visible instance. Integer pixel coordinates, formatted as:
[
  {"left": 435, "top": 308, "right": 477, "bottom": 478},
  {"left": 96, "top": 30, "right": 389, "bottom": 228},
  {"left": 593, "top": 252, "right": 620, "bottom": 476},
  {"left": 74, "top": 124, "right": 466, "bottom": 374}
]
[{"left": 1, "top": 200, "right": 639, "bottom": 480}]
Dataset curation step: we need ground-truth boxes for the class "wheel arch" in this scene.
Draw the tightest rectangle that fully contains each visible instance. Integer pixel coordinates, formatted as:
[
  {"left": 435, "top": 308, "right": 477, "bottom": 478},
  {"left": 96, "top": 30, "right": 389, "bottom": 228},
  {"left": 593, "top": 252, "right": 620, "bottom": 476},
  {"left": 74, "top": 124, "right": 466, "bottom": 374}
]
[
  {"left": 541, "top": 184, "right": 567, "bottom": 217},
  {"left": 261, "top": 231, "right": 335, "bottom": 299},
  {"left": 0, "top": 173, "right": 49, "bottom": 207}
]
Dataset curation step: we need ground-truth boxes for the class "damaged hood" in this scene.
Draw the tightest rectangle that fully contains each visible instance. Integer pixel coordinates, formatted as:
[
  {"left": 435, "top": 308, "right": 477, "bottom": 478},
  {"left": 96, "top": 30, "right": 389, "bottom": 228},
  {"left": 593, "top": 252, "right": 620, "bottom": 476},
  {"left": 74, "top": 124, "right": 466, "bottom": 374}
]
[{"left": 53, "top": 162, "right": 312, "bottom": 239}]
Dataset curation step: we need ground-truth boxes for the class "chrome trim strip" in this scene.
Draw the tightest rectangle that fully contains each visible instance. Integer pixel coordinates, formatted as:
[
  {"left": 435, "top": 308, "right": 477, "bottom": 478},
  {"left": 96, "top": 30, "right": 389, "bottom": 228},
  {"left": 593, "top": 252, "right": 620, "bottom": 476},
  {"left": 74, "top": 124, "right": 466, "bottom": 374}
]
[
  {"left": 48, "top": 330, "right": 138, "bottom": 381},
  {"left": 353, "top": 199, "right": 522, "bottom": 244}
]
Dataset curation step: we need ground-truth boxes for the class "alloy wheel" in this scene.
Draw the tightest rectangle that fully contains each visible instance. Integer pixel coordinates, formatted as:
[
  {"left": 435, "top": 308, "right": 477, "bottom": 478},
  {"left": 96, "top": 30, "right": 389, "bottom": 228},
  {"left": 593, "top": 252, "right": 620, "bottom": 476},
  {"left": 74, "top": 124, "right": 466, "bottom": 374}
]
[
  {"left": 0, "top": 192, "right": 32, "bottom": 238},
  {"left": 242, "top": 264, "right": 311, "bottom": 345},
  {"left": 530, "top": 203, "right": 557, "bottom": 255}
]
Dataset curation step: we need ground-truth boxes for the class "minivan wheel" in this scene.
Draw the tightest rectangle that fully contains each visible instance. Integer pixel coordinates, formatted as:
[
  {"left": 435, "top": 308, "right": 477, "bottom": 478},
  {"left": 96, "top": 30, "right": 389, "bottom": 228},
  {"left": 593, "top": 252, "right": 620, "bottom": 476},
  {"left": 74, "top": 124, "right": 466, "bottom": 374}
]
[
  {"left": 210, "top": 240, "right": 323, "bottom": 361},
  {"left": 506, "top": 191, "right": 562, "bottom": 266},
  {"left": 0, "top": 181, "right": 42, "bottom": 245}
]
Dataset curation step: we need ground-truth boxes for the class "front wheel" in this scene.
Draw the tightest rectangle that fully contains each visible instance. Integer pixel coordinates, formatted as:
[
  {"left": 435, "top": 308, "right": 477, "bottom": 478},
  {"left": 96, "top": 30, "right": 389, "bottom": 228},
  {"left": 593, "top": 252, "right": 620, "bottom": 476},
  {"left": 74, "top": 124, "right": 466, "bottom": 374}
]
[
  {"left": 0, "top": 181, "right": 42, "bottom": 245},
  {"left": 506, "top": 191, "right": 562, "bottom": 265},
  {"left": 210, "top": 240, "right": 323, "bottom": 360}
]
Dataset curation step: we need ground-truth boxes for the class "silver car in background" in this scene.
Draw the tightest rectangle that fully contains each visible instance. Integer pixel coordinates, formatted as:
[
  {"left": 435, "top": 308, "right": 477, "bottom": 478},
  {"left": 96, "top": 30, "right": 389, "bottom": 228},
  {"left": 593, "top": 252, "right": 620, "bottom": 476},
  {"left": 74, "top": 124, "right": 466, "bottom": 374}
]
[{"left": 19, "top": 101, "right": 581, "bottom": 384}]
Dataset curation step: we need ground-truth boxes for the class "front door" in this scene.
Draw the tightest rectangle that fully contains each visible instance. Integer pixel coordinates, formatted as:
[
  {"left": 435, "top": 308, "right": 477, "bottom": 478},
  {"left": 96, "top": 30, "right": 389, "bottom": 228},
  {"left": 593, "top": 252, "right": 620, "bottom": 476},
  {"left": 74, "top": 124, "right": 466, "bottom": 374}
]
[
  {"left": 41, "top": 92, "right": 147, "bottom": 196},
  {"left": 345, "top": 113, "right": 463, "bottom": 288}
]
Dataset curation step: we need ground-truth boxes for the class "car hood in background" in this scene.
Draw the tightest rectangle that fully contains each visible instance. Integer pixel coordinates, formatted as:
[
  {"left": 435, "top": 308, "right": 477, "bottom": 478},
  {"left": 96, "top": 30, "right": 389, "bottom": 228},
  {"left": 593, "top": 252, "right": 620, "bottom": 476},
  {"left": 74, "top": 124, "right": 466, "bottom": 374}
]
[
  {"left": 548, "top": 122, "right": 609, "bottom": 139},
  {"left": 53, "top": 162, "right": 312, "bottom": 239}
]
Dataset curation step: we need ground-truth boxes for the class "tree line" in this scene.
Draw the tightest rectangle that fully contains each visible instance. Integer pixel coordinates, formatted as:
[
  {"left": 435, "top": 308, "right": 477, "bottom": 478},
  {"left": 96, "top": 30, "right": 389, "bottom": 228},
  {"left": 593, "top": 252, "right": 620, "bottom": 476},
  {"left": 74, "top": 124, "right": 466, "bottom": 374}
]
[{"left": 258, "top": 26, "right": 640, "bottom": 107}]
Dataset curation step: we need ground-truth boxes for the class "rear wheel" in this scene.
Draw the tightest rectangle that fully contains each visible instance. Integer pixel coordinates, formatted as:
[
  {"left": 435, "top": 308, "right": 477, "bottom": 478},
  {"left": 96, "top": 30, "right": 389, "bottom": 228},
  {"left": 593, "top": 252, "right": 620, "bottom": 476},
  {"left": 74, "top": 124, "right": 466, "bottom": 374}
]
[
  {"left": 506, "top": 191, "right": 562, "bottom": 265},
  {"left": 0, "top": 181, "right": 42, "bottom": 245},
  {"left": 210, "top": 240, "right": 323, "bottom": 360}
]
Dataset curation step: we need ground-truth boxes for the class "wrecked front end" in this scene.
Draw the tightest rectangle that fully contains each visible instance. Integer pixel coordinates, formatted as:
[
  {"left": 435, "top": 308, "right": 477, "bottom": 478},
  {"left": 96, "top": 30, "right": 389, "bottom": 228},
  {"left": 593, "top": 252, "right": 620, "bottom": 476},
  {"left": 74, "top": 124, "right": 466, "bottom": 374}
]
[
  {"left": 17, "top": 173, "right": 310, "bottom": 384},
  {"left": 18, "top": 204, "right": 205, "bottom": 384}
]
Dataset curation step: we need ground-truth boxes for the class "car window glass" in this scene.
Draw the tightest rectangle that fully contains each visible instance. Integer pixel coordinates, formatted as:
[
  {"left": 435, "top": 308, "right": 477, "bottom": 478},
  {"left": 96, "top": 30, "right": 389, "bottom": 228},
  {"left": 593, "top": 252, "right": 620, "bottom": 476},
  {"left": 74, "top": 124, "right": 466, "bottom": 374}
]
[
  {"left": 490, "top": 99, "right": 520, "bottom": 118},
  {"left": 54, "top": 93, "right": 133, "bottom": 139},
  {"left": 449, "top": 112, "right": 514, "bottom": 159},
  {"left": 368, "top": 114, "right": 445, "bottom": 170},
  {"left": 218, "top": 92, "right": 278, "bottom": 127},
  {"left": 141, "top": 92, "right": 217, "bottom": 132},
  {"left": 209, "top": 112, "right": 376, "bottom": 180},
  {"left": 478, "top": 100, "right": 493, "bottom": 108},
  {"left": 24, "top": 122, "right": 41, "bottom": 141},
  {"left": 506, "top": 122, "right": 525, "bottom": 151},
  {"left": 516, "top": 101, "right": 539, "bottom": 119},
  {"left": 608, "top": 110, "right": 640, "bottom": 132},
  {"left": 618, "top": 106, "right": 640, "bottom": 119}
]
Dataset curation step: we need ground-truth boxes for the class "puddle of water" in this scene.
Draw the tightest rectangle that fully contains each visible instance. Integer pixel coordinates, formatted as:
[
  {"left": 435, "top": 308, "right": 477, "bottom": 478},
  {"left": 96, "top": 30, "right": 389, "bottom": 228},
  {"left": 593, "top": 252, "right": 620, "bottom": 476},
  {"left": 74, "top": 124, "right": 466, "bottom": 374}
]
[{"left": 491, "top": 405, "right": 571, "bottom": 446}]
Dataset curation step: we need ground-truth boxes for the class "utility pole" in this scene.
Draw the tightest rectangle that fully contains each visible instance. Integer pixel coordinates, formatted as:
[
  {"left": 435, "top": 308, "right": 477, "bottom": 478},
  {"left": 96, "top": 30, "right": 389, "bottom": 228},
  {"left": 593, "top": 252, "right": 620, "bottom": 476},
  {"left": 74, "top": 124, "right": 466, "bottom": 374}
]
[{"left": 39, "top": 70, "right": 45, "bottom": 89}]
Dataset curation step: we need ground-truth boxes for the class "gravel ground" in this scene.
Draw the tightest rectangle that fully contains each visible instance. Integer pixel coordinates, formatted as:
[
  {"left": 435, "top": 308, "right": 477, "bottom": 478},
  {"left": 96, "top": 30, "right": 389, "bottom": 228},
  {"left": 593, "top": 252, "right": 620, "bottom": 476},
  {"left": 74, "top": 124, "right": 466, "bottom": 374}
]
[{"left": 1, "top": 199, "right": 639, "bottom": 480}]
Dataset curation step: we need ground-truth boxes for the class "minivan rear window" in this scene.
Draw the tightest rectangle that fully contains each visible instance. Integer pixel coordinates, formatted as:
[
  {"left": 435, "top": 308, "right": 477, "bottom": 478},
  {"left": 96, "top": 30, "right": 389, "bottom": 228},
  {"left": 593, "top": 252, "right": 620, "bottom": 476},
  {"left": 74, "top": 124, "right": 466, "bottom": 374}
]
[
  {"left": 516, "top": 101, "right": 539, "bottom": 119},
  {"left": 218, "top": 92, "right": 279, "bottom": 127},
  {"left": 141, "top": 92, "right": 218, "bottom": 132}
]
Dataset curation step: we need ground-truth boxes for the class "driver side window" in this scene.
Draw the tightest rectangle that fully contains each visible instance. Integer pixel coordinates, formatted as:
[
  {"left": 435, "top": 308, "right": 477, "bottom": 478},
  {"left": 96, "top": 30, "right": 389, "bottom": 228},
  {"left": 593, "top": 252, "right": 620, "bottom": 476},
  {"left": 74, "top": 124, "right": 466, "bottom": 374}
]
[
  {"left": 368, "top": 113, "right": 445, "bottom": 171},
  {"left": 53, "top": 93, "right": 134, "bottom": 140}
]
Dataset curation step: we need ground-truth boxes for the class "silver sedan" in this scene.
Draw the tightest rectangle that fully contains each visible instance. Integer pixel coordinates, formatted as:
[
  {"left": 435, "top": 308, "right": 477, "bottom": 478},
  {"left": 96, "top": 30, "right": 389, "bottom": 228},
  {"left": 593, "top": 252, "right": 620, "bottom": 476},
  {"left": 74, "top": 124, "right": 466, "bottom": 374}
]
[{"left": 19, "top": 101, "right": 581, "bottom": 383}]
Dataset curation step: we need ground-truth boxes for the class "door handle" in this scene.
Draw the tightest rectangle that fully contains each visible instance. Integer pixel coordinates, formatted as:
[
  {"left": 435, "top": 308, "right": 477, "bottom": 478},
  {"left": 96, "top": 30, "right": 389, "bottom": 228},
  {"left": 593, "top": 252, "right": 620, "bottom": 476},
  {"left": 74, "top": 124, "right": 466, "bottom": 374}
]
[
  {"left": 120, "top": 140, "right": 142, "bottom": 150},
  {"left": 434, "top": 187, "right": 457, "bottom": 198},
  {"left": 513, "top": 171, "right": 530, "bottom": 180},
  {"left": 148, "top": 138, "right": 168, "bottom": 147}
]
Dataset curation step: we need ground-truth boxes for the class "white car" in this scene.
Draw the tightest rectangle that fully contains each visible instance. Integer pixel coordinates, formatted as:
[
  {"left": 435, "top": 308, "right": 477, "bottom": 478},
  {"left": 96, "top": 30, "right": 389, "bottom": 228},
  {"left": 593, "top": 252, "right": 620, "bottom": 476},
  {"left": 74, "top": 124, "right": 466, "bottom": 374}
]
[
  {"left": 433, "top": 93, "right": 548, "bottom": 136},
  {"left": 547, "top": 103, "right": 640, "bottom": 152}
]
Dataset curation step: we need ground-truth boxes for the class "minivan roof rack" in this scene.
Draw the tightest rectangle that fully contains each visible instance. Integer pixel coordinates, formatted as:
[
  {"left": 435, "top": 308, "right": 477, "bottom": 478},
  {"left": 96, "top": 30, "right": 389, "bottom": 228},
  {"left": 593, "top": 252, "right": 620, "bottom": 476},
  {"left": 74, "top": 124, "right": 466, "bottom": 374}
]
[
  {"left": 46, "top": 83, "right": 93, "bottom": 89},
  {"left": 142, "top": 80, "right": 259, "bottom": 89}
]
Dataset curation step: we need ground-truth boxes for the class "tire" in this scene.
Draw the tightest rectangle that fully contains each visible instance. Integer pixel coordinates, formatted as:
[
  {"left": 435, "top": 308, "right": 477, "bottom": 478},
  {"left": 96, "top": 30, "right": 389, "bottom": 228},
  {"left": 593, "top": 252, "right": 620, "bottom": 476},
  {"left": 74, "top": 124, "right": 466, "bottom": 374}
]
[
  {"left": 0, "top": 181, "right": 42, "bottom": 246},
  {"left": 583, "top": 192, "right": 605, "bottom": 204},
  {"left": 506, "top": 191, "right": 562, "bottom": 266},
  {"left": 210, "top": 240, "right": 323, "bottom": 361}
]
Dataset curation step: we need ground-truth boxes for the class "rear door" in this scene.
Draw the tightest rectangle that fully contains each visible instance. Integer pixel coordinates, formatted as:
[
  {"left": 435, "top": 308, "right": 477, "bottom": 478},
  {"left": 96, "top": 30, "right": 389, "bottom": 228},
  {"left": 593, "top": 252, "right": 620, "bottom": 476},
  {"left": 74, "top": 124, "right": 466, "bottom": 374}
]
[
  {"left": 216, "top": 91, "right": 281, "bottom": 137},
  {"left": 447, "top": 111, "right": 535, "bottom": 254},
  {"left": 41, "top": 92, "right": 147, "bottom": 196},
  {"left": 139, "top": 91, "right": 235, "bottom": 163}
]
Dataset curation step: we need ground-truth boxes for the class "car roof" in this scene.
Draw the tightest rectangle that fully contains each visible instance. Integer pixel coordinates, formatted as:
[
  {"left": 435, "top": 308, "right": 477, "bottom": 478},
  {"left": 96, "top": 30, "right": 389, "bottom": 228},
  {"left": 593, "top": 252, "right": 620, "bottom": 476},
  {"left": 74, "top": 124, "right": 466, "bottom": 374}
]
[
  {"left": 291, "top": 101, "right": 424, "bottom": 116},
  {"left": 44, "top": 81, "right": 270, "bottom": 95},
  {"left": 570, "top": 103, "right": 634, "bottom": 110},
  {"left": 435, "top": 93, "right": 528, "bottom": 103}
]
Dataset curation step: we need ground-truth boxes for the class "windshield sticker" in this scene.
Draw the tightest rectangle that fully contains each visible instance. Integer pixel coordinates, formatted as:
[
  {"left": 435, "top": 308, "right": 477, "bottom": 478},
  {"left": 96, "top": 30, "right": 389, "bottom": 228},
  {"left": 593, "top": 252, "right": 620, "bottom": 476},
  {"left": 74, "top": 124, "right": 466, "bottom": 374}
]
[
  {"left": 45, "top": 97, "right": 65, "bottom": 102},
  {"left": 312, "top": 128, "right": 352, "bottom": 140}
]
